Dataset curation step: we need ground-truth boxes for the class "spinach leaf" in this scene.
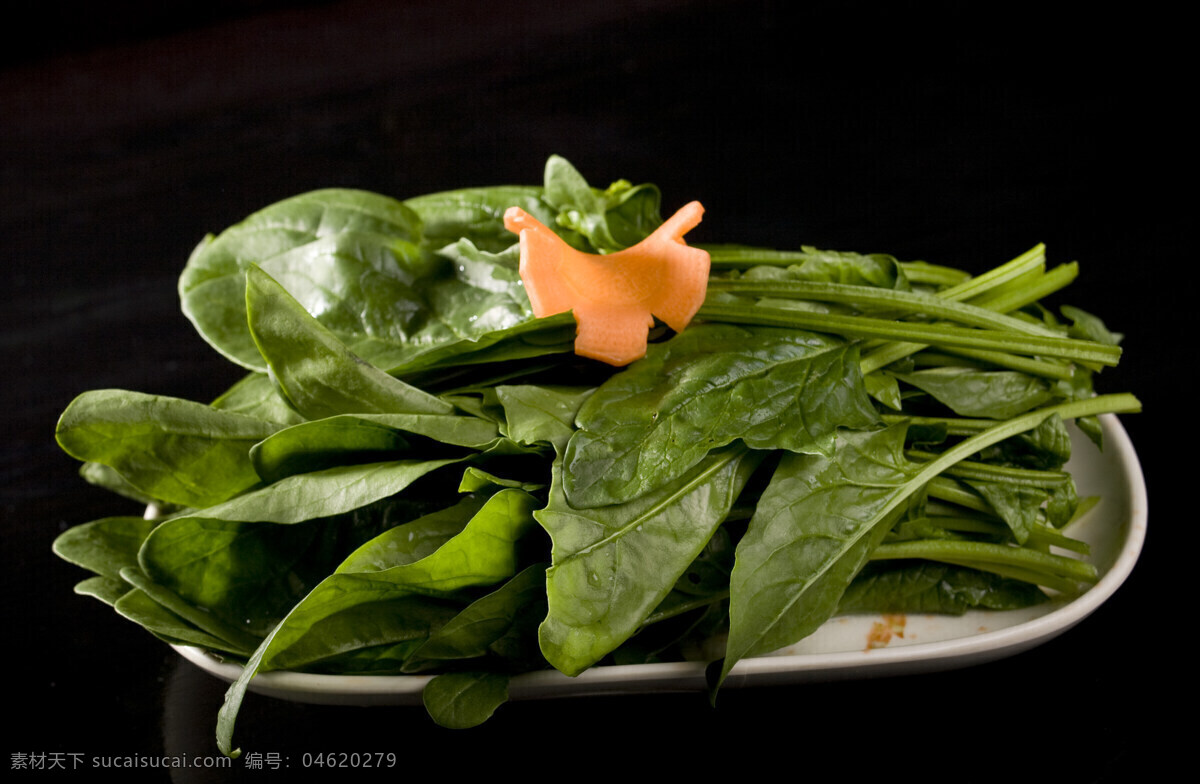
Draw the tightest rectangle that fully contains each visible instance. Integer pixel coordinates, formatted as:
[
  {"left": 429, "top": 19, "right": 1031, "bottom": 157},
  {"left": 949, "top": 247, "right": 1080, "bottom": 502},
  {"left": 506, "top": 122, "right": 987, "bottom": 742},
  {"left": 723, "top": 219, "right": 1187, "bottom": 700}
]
[
  {"left": 977, "top": 413, "right": 1072, "bottom": 470},
  {"left": 248, "top": 413, "right": 500, "bottom": 483},
  {"left": 839, "top": 561, "right": 1047, "bottom": 614},
  {"left": 537, "top": 444, "right": 760, "bottom": 676},
  {"left": 423, "top": 672, "right": 510, "bottom": 729},
  {"left": 717, "top": 394, "right": 1139, "bottom": 688},
  {"left": 963, "top": 480, "right": 1053, "bottom": 545},
  {"left": 158, "top": 458, "right": 461, "bottom": 525},
  {"left": 216, "top": 488, "right": 537, "bottom": 755},
  {"left": 405, "top": 563, "right": 547, "bottom": 672},
  {"left": 74, "top": 576, "right": 130, "bottom": 607},
  {"left": 724, "top": 246, "right": 910, "bottom": 290},
  {"left": 494, "top": 384, "right": 595, "bottom": 452},
  {"left": 245, "top": 265, "right": 453, "bottom": 419},
  {"left": 115, "top": 589, "right": 253, "bottom": 656},
  {"left": 369, "top": 239, "right": 551, "bottom": 372},
  {"left": 719, "top": 425, "right": 921, "bottom": 685},
  {"left": 120, "top": 566, "right": 262, "bottom": 654},
  {"left": 541, "top": 154, "right": 662, "bottom": 252},
  {"left": 138, "top": 500, "right": 428, "bottom": 639},
  {"left": 404, "top": 185, "right": 565, "bottom": 252},
  {"left": 77, "top": 462, "right": 164, "bottom": 507},
  {"left": 56, "top": 390, "right": 279, "bottom": 508},
  {"left": 210, "top": 372, "right": 306, "bottom": 426},
  {"left": 1061, "top": 305, "right": 1123, "bottom": 346},
  {"left": 53, "top": 516, "right": 157, "bottom": 581},
  {"left": 564, "top": 324, "right": 878, "bottom": 508},
  {"left": 180, "top": 189, "right": 427, "bottom": 370},
  {"left": 892, "top": 367, "right": 1055, "bottom": 419}
]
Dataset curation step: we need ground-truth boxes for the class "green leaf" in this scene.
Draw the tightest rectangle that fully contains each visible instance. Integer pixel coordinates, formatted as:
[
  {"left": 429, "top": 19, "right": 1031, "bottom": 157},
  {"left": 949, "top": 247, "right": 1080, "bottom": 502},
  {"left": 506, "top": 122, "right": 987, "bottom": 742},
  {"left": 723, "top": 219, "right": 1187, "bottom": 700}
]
[
  {"left": 158, "top": 458, "right": 461, "bottom": 525},
  {"left": 718, "top": 393, "right": 1141, "bottom": 689},
  {"left": 114, "top": 589, "right": 252, "bottom": 656},
  {"left": 74, "top": 576, "right": 130, "bottom": 606},
  {"left": 541, "top": 154, "right": 662, "bottom": 252},
  {"left": 210, "top": 372, "right": 306, "bottom": 426},
  {"left": 56, "top": 390, "right": 279, "bottom": 508},
  {"left": 78, "top": 462, "right": 165, "bottom": 506},
  {"left": 405, "top": 185, "right": 563, "bottom": 253},
  {"left": 839, "top": 561, "right": 1047, "bottom": 614},
  {"left": 245, "top": 265, "right": 453, "bottom": 419},
  {"left": 564, "top": 324, "right": 878, "bottom": 508},
  {"left": 721, "top": 425, "right": 921, "bottom": 683},
  {"left": 217, "top": 489, "right": 537, "bottom": 755},
  {"left": 53, "top": 516, "right": 157, "bottom": 580},
  {"left": 423, "top": 672, "right": 510, "bottom": 729},
  {"left": 893, "top": 367, "right": 1055, "bottom": 419},
  {"left": 180, "top": 189, "right": 426, "bottom": 370},
  {"left": 494, "top": 384, "right": 594, "bottom": 453},
  {"left": 248, "top": 413, "right": 499, "bottom": 483},
  {"left": 538, "top": 444, "right": 760, "bottom": 676},
  {"left": 405, "top": 564, "right": 547, "bottom": 671},
  {"left": 1061, "top": 305, "right": 1122, "bottom": 346}
]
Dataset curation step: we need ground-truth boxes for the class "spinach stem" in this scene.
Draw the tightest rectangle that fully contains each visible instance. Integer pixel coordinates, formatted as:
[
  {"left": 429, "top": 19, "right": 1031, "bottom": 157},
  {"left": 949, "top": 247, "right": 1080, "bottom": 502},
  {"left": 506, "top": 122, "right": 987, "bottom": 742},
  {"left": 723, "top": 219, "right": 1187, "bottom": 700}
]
[
  {"left": 870, "top": 540, "right": 1098, "bottom": 584},
  {"left": 895, "top": 394, "right": 1138, "bottom": 524},
  {"left": 697, "top": 304, "right": 1122, "bottom": 366},
  {"left": 706, "top": 279, "right": 1065, "bottom": 337},
  {"left": 906, "top": 449, "right": 1073, "bottom": 488},
  {"left": 857, "top": 262, "right": 1079, "bottom": 374},
  {"left": 642, "top": 592, "right": 729, "bottom": 627}
]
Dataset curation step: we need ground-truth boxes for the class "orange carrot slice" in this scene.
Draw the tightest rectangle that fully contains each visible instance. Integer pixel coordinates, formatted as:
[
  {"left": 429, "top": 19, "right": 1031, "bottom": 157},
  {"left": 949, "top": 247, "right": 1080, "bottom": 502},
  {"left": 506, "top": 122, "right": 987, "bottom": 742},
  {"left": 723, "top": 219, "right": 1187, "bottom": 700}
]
[{"left": 503, "top": 201, "right": 710, "bottom": 366}]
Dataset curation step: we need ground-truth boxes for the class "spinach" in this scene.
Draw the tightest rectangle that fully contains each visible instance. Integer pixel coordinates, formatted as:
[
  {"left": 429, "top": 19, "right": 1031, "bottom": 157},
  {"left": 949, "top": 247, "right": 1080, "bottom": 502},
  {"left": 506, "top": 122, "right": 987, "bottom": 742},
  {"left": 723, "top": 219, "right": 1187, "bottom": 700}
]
[
  {"left": 216, "top": 489, "right": 538, "bottom": 755},
  {"left": 56, "top": 389, "right": 279, "bottom": 508},
  {"left": 52, "top": 155, "right": 1143, "bottom": 745},
  {"left": 563, "top": 324, "right": 878, "bottom": 508},
  {"left": 541, "top": 154, "right": 663, "bottom": 252},
  {"left": 180, "top": 189, "right": 427, "bottom": 371},
  {"left": 891, "top": 367, "right": 1055, "bottom": 420},
  {"left": 719, "top": 425, "right": 922, "bottom": 682},
  {"left": 245, "top": 265, "right": 454, "bottom": 419},
  {"left": 839, "top": 561, "right": 1047, "bottom": 615},
  {"left": 423, "top": 672, "right": 511, "bottom": 729},
  {"left": 248, "top": 413, "right": 499, "bottom": 483},
  {"left": 716, "top": 395, "right": 1139, "bottom": 688},
  {"left": 53, "top": 515, "right": 157, "bottom": 582},
  {"left": 538, "top": 444, "right": 760, "bottom": 676}
]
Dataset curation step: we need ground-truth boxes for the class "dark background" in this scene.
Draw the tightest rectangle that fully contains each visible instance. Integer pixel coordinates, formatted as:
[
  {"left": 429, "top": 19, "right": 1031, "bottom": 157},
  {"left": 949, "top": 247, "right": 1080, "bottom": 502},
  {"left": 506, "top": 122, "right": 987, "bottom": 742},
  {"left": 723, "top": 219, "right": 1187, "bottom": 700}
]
[{"left": 3, "top": 1, "right": 1181, "bottom": 780}]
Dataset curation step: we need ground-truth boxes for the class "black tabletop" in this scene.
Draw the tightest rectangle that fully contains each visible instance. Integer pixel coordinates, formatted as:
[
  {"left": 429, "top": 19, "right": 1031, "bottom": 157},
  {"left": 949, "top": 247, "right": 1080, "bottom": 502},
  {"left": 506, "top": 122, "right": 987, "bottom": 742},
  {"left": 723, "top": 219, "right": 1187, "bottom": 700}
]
[{"left": 3, "top": 2, "right": 1181, "bottom": 781}]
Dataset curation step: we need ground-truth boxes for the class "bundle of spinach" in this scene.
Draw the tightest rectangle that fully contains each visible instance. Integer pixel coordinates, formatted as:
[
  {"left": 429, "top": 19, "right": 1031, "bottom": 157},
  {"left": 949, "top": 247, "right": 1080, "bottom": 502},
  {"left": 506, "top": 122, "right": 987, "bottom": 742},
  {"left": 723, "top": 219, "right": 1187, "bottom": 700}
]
[{"left": 52, "top": 156, "right": 1139, "bottom": 752}]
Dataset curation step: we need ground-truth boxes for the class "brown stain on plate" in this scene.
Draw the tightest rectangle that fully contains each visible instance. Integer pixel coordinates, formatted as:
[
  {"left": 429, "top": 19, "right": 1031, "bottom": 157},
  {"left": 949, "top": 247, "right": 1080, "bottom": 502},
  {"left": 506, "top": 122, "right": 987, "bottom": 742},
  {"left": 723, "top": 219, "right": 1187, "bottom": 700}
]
[{"left": 865, "top": 614, "right": 907, "bottom": 650}]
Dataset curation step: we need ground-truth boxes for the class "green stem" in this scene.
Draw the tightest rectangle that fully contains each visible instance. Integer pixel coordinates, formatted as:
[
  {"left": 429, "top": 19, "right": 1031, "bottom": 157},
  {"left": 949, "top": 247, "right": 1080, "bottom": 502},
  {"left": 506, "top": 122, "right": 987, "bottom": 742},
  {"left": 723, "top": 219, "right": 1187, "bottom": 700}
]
[
  {"left": 642, "top": 592, "right": 729, "bottom": 627},
  {"left": 870, "top": 540, "right": 1098, "bottom": 584},
  {"left": 881, "top": 413, "right": 995, "bottom": 435},
  {"left": 901, "top": 394, "right": 1138, "bottom": 512},
  {"left": 936, "top": 244, "right": 1046, "bottom": 302},
  {"left": 914, "top": 515, "right": 1089, "bottom": 554},
  {"left": 706, "top": 279, "right": 1064, "bottom": 337},
  {"left": 927, "top": 477, "right": 994, "bottom": 513},
  {"left": 906, "top": 449, "right": 1073, "bottom": 488},
  {"left": 857, "top": 262, "right": 1079, "bottom": 375},
  {"left": 704, "top": 246, "right": 819, "bottom": 269},
  {"left": 899, "top": 261, "right": 972, "bottom": 287},
  {"left": 697, "top": 304, "right": 1122, "bottom": 366},
  {"left": 933, "top": 348, "right": 1076, "bottom": 380},
  {"left": 969, "top": 262, "right": 1079, "bottom": 313}
]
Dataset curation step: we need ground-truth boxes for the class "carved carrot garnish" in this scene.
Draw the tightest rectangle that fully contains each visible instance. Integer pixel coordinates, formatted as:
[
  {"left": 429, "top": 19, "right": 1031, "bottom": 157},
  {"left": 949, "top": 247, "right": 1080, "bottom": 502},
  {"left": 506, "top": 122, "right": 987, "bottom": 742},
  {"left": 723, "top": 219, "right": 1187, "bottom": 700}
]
[{"left": 503, "top": 201, "right": 710, "bottom": 366}]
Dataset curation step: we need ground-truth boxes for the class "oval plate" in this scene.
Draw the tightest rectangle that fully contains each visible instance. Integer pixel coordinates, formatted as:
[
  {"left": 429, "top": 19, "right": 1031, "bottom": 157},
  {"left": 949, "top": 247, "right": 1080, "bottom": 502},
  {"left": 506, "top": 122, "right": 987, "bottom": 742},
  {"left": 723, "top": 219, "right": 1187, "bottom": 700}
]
[{"left": 174, "top": 413, "right": 1147, "bottom": 705}]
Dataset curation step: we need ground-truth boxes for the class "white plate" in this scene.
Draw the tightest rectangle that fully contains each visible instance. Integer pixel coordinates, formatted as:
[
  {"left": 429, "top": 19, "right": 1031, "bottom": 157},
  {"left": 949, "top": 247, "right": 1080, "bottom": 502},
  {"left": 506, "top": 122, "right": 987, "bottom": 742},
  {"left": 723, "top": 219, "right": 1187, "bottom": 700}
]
[{"left": 174, "top": 413, "right": 1147, "bottom": 706}]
